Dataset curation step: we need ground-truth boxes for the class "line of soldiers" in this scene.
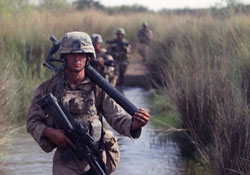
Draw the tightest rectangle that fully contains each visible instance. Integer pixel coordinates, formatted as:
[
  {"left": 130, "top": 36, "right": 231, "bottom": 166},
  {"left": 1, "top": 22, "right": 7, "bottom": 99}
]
[
  {"left": 90, "top": 28, "right": 131, "bottom": 87},
  {"left": 26, "top": 31, "right": 150, "bottom": 175},
  {"left": 90, "top": 34, "right": 118, "bottom": 86},
  {"left": 90, "top": 22, "right": 153, "bottom": 87},
  {"left": 26, "top": 22, "right": 153, "bottom": 175}
]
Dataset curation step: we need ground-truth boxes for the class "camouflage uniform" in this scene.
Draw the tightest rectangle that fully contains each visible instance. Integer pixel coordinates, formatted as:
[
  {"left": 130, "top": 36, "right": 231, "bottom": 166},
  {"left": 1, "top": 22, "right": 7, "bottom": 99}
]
[
  {"left": 137, "top": 22, "right": 153, "bottom": 61},
  {"left": 91, "top": 34, "right": 118, "bottom": 87},
  {"left": 96, "top": 48, "right": 118, "bottom": 87},
  {"left": 107, "top": 28, "right": 131, "bottom": 85},
  {"left": 26, "top": 32, "right": 141, "bottom": 175}
]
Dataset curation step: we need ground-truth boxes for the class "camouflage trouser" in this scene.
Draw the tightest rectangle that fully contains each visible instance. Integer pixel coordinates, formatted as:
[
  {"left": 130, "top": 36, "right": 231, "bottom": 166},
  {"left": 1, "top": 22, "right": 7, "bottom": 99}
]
[
  {"left": 108, "top": 74, "right": 118, "bottom": 87},
  {"left": 104, "top": 67, "right": 118, "bottom": 87},
  {"left": 138, "top": 43, "right": 149, "bottom": 61},
  {"left": 52, "top": 148, "right": 91, "bottom": 175},
  {"left": 52, "top": 130, "right": 120, "bottom": 175},
  {"left": 53, "top": 149, "right": 109, "bottom": 175},
  {"left": 117, "top": 61, "right": 128, "bottom": 85}
]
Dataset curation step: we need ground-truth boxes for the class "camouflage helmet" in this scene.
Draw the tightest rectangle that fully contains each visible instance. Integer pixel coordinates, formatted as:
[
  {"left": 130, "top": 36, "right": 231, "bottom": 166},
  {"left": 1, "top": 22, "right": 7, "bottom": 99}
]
[
  {"left": 116, "top": 28, "right": 126, "bottom": 36},
  {"left": 142, "top": 21, "right": 149, "bottom": 27},
  {"left": 59, "top": 31, "right": 96, "bottom": 59},
  {"left": 91, "top": 34, "right": 103, "bottom": 44}
]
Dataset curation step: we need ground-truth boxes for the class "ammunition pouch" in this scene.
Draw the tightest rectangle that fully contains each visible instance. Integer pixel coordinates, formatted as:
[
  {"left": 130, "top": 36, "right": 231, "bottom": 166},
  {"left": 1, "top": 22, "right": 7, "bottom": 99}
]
[{"left": 103, "top": 130, "right": 120, "bottom": 174}]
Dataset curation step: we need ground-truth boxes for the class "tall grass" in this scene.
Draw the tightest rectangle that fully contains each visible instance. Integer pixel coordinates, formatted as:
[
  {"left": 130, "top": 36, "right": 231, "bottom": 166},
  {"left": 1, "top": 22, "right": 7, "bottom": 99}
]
[
  {"left": 0, "top": 7, "right": 191, "bottom": 163},
  {"left": 0, "top": 8, "right": 201, "bottom": 169},
  {"left": 147, "top": 14, "right": 250, "bottom": 174},
  {"left": 2, "top": 6, "right": 250, "bottom": 173},
  {"left": 0, "top": 8, "right": 194, "bottom": 125},
  {"left": 0, "top": 50, "right": 20, "bottom": 164}
]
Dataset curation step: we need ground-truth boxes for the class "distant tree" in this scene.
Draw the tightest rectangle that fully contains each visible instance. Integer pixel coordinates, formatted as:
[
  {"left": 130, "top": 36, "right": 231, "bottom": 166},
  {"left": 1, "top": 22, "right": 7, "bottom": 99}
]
[
  {"left": 225, "top": 0, "right": 238, "bottom": 7},
  {"left": 74, "top": 0, "right": 104, "bottom": 10},
  {"left": 0, "top": 0, "right": 30, "bottom": 16},
  {"left": 39, "top": 0, "right": 68, "bottom": 10},
  {"left": 210, "top": 0, "right": 239, "bottom": 18},
  {"left": 106, "top": 4, "right": 149, "bottom": 14},
  {"left": 159, "top": 8, "right": 208, "bottom": 16}
]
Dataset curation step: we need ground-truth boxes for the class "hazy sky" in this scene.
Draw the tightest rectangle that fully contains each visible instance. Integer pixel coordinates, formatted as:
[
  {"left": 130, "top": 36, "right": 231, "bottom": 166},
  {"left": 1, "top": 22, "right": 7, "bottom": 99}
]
[{"left": 98, "top": 0, "right": 250, "bottom": 11}]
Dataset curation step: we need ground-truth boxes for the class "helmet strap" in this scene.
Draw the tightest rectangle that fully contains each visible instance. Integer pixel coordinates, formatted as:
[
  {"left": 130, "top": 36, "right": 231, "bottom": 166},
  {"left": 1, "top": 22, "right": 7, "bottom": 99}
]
[{"left": 84, "top": 54, "right": 90, "bottom": 69}]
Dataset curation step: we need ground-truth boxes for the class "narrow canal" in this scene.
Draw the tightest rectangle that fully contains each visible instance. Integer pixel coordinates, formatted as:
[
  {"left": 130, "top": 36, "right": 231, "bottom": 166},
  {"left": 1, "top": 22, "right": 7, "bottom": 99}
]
[{"left": 2, "top": 87, "right": 184, "bottom": 175}]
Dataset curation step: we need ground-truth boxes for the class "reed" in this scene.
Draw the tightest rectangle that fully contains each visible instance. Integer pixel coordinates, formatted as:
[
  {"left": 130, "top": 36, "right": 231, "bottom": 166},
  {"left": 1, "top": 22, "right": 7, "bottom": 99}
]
[
  {"left": 147, "top": 14, "right": 250, "bottom": 174},
  {"left": 1, "top": 5, "right": 250, "bottom": 173}
]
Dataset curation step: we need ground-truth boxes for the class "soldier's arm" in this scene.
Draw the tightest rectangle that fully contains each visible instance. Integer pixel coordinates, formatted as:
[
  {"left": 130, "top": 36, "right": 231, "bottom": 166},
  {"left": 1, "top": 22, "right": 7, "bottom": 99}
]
[
  {"left": 123, "top": 41, "right": 131, "bottom": 54},
  {"left": 127, "top": 43, "right": 132, "bottom": 53},
  {"left": 130, "top": 108, "right": 150, "bottom": 131},
  {"left": 149, "top": 30, "right": 153, "bottom": 39},
  {"left": 101, "top": 92, "right": 142, "bottom": 139},
  {"left": 26, "top": 86, "right": 56, "bottom": 152}
]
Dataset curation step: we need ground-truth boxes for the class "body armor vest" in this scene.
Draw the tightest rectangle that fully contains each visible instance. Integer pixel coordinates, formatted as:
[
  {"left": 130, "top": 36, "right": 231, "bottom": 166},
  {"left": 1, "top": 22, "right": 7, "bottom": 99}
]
[{"left": 61, "top": 83, "right": 102, "bottom": 143}]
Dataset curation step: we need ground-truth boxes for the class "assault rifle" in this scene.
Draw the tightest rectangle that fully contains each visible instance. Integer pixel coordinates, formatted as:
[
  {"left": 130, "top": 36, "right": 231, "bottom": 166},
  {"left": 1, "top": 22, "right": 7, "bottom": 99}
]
[
  {"left": 106, "top": 39, "right": 130, "bottom": 57},
  {"left": 37, "top": 93, "right": 108, "bottom": 175},
  {"left": 103, "top": 60, "right": 116, "bottom": 67},
  {"left": 89, "top": 59, "right": 116, "bottom": 68},
  {"left": 106, "top": 39, "right": 130, "bottom": 48}
]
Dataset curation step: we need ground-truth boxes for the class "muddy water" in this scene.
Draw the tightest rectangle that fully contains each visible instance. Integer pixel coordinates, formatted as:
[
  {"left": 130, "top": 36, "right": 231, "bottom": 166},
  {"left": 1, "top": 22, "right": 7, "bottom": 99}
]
[{"left": 2, "top": 87, "right": 184, "bottom": 175}]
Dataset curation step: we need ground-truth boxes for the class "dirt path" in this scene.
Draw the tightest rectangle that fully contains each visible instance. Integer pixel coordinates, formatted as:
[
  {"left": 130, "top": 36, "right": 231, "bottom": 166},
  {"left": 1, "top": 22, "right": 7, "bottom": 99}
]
[
  {"left": 124, "top": 52, "right": 149, "bottom": 88},
  {"left": 126, "top": 53, "right": 147, "bottom": 76}
]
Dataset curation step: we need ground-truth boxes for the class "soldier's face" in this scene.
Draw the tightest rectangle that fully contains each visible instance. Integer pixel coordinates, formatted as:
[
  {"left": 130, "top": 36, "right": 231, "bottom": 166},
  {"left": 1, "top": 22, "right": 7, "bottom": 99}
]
[
  {"left": 94, "top": 43, "right": 102, "bottom": 52},
  {"left": 65, "top": 53, "right": 87, "bottom": 72},
  {"left": 117, "top": 33, "right": 124, "bottom": 40}
]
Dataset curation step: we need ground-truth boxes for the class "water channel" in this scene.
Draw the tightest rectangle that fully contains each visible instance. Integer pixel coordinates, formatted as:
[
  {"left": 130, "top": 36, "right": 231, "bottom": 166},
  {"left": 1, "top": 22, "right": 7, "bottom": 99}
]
[{"left": 2, "top": 87, "right": 184, "bottom": 175}]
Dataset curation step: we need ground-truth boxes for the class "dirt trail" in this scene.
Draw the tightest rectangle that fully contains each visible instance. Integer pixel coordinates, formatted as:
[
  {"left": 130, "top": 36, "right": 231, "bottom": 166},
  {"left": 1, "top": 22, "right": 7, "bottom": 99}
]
[
  {"left": 126, "top": 53, "right": 147, "bottom": 75},
  {"left": 124, "top": 52, "right": 149, "bottom": 88}
]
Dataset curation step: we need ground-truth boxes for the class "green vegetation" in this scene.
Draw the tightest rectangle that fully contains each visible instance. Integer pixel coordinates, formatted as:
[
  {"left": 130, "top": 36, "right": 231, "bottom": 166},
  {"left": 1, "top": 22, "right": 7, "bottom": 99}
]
[
  {"left": 149, "top": 91, "right": 179, "bottom": 128},
  {"left": 1, "top": 0, "right": 250, "bottom": 174},
  {"left": 147, "top": 14, "right": 250, "bottom": 175},
  {"left": 0, "top": 0, "right": 167, "bottom": 150}
]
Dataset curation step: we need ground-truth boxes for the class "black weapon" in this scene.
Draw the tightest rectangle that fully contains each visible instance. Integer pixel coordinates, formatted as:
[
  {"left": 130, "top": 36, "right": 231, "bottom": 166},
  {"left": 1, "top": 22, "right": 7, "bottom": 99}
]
[
  {"left": 106, "top": 39, "right": 129, "bottom": 57},
  {"left": 43, "top": 35, "right": 64, "bottom": 72},
  {"left": 104, "top": 60, "right": 116, "bottom": 67},
  {"left": 106, "top": 39, "right": 130, "bottom": 47},
  {"left": 37, "top": 93, "right": 108, "bottom": 175},
  {"left": 43, "top": 36, "right": 138, "bottom": 116},
  {"left": 89, "top": 59, "right": 116, "bottom": 68}
]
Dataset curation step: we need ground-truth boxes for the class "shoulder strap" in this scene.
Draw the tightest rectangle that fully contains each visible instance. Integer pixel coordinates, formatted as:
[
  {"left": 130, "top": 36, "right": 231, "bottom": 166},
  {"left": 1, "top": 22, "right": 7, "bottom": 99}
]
[
  {"left": 57, "top": 71, "right": 65, "bottom": 103},
  {"left": 44, "top": 70, "right": 64, "bottom": 98},
  {"left": 94, "top": 85, "right": 104, "bottom": 115},
  {"left": 94, "top": 85, "right": 105, "bottom": 150}
]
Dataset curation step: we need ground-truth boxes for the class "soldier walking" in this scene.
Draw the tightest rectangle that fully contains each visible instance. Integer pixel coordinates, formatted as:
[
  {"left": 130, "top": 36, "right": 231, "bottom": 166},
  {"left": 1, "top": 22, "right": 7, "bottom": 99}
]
[
  {"left": 26, "top": 31, "right": 150, "bottom": 175},
  {"left": 137, "top": 22, "right": 153, "bottom": 61},
  {"left": 91, "top": 34, "right": 118, "bottom": 87},
  {"left": 106, "top": 28, "right": 131, "bottom": 86}
]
